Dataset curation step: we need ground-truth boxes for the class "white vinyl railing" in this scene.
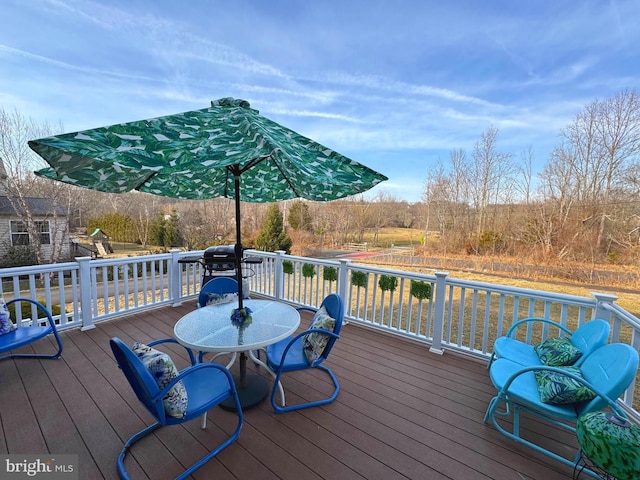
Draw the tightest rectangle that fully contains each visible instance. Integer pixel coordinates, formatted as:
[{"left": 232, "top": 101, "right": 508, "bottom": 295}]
[{"left": 1, "top": 248, "right": 638, "bottom": 418}]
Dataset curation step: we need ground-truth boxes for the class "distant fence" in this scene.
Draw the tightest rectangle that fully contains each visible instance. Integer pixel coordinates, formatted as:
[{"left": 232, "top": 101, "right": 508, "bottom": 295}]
[
  {"left": 343, "top": 242, "right": 368, "bottom": 251},
  {"left": 1, "top": 249, "right": 638, "bottom": 420}
]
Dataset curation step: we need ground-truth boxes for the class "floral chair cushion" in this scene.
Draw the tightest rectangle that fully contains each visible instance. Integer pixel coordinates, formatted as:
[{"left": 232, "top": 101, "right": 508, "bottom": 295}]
[
  {"left": 534, "top": 365, "right": 597, "bottom": 405},
  {"left": 534, "top": 336, "right": 583, "bottom": 366},
  {"left": 132, "top": 342, "right": 188, "bottom": 418},
  {"left": 205, "top": 292, "right": 238, "bottom": 306},
  {"left": 303, "top": 306, "right": 336, "bottom": 364},
  {"left": 0, "top": 297, "right": 16, "bottom": 336}
]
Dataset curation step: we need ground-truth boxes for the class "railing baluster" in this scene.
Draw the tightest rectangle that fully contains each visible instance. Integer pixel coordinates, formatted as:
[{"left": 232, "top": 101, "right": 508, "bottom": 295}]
[{"left": 1, "top": 249, "right": 638, "bottom": 419}]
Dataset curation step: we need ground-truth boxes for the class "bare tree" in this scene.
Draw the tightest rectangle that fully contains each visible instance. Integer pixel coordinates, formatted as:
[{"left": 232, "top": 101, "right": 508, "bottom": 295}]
[
  {"left": 593, "top": 89, "right": 640, "bottom": 248},
  {"left": 516, "top": 146, "right": 535, "bottom": 204},
  {"left": 469, "top": 127, "right": 515, "bottom": 237},
  {"left": 539, "top": 89, "right": 640, "bottom": 259},
  {"left": 0, "top": 108, "right": 72, "bottom": 264},
  {"left": 423, "top": 159, "right": 453, "bottom": 238}
]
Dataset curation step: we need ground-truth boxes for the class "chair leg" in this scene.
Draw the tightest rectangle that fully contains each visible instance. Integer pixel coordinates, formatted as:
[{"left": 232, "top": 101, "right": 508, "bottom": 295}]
[
  {"left": 249, "top": 350, "right": 285, "bottom": 406},
  {"left": 117, "top": 422, "right": 162, "bottom": 479},
  {"left": 270, "top": 365, "right": 340, "bottom": 414},
  {"left": 118, "top": 405, "right": 243, "bottom": 480},
  {"left": 484, "top": 395, "right": 601, "bottom": 478},
  {"left": 179, "top": 408, "right": 242, "bottom": 480}
]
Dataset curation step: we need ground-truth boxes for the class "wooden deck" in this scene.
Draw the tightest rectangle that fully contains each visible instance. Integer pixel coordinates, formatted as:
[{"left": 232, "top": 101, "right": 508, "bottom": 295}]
[{"left": 0, "top": 299, "right": 581, "bottom": 480}]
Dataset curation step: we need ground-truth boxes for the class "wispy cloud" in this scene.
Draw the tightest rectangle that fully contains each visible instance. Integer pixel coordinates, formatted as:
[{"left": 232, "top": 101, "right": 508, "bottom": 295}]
[
  {"left": 0, "top": 44, "right": 160, "bottom": 83},
  {"left": 3, "top": 0, "right": 639, "bottom": 202}
]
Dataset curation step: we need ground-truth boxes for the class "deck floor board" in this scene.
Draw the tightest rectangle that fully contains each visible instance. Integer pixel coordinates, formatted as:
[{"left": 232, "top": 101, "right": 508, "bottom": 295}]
[{"left": 0, "top": 299, "right": 577, "bottom": 479}]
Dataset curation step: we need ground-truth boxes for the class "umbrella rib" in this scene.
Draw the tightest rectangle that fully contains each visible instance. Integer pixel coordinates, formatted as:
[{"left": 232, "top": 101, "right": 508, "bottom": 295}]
[
  {"left": 270, "top": 156, "right": 302, "bottom": 198},
  {"left": 134, "top": 171, "right": 158, "bottom": 191},
  {"left": 238, "top": 156, "right": 268, "bottom": 175}
]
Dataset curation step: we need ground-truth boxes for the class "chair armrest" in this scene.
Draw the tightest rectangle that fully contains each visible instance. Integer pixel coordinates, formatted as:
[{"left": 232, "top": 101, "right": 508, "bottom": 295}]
[
  {"left": 505, "top": 317, "right": 573, "bottom": 338},
  {"left": 272, "top": 329, "right": 340, "bottom": 369},
  {"left": 147, "top": 338, "right": 197, "bottom": 365},
  {"left": 296, "top": 306, "right": 318, "bottom": 314},
  {"left": 296, "top": 306, "right": 319, "bottom": 327},
  {"left": 7, "top": 298, "right": 57, "bottom": 330}
]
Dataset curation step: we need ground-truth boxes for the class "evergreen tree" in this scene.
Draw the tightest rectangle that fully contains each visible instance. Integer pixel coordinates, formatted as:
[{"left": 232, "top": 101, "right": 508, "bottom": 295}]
[
  {"left": 148, "top": 211, "right": 183, "bottom": 247},
  {"left": 87, "top": 212, "right": 138, "bottom": 243},
  {"left": 288, "top": 200, "right": 313, "bottom": 231},
  {"left": 164, "top": 210, "right": 183, "bottom": 247},
  {"left": 148, "top": 217, "right": 166, "bottom": 246},
  {"left": 255, "top": 204, "right": 292, "bottom": 253}
]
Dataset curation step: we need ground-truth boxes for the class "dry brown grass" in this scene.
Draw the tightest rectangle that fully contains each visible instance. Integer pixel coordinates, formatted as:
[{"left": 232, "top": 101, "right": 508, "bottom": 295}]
[{"left": 359, "top": 251, "right": 640, "bottom": 318}]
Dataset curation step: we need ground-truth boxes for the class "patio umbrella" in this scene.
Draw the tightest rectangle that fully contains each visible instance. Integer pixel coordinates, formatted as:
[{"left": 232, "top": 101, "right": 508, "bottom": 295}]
[{"left": 30, "top": 97, "right": 388, "bottom": 306}]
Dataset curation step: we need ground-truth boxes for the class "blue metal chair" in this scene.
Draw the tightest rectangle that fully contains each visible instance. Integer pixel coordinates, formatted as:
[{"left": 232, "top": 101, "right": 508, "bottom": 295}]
[
  {"left": 110, "top": 337, "right": 243, "bottom": 480},
  {"left": 265, "top": 293, "right": 344, "bottom": 414},
  {"left": 484, "top": 343, "right": 639, "bottom": 474},
  {"left": 487, "top": 318, "right": 610, "bottom": 368},
  {"left": 196, "top": 277, "right": 248, "bottom": 366},
  {"left": 0, "top": 298, "right": 63, "bottom": 361},
  {"left": 197, "top": 277, "right": 246, "bottom": 308}
]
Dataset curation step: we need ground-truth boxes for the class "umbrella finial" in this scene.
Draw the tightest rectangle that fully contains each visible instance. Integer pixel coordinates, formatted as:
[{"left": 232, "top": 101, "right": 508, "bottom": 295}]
[{"left": 211, "top": 98, "right": 251, "bottom": 109}]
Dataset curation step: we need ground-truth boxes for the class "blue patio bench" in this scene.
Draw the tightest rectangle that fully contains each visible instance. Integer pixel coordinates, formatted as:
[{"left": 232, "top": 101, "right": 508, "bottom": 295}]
[
  {"left": 484, "top": 342, "right": 639, "bottom": 475},
  {"left": 0, "top": 298, "right": 63, "bottom": 361}
]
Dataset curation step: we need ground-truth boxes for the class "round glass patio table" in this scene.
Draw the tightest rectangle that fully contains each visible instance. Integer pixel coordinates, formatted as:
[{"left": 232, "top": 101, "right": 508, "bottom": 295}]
[{"left": 174, "top": 299, "right": 300, "bottom": 410}]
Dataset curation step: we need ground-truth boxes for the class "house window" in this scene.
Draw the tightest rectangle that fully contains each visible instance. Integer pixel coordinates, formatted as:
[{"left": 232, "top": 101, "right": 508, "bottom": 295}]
[{"left": 10, "top": 220, "right": 51, "bottom": 246}]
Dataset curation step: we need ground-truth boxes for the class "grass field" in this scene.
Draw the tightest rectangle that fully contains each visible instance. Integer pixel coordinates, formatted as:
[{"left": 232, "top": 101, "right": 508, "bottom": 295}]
[
  {"left": 357, "top": 228, "right": 640, "bottom": 317},
  {"left": 84, "top": 228, "right": 640, "bottom": 317},
  {"left": 361, "top": 227, "right": 425, "bottom": 247}
]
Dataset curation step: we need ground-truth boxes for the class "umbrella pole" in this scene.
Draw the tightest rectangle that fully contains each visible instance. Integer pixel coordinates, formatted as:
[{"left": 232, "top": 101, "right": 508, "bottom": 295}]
[{"left": 233, "top": 172, "right": 244, "bottom": 309}]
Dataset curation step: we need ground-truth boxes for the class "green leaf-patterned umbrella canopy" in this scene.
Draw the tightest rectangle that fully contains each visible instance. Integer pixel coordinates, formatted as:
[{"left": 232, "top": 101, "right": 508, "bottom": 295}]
[
  {"left": 30, "top": 97, "right": 387, "bottom": 304},
  {"left": 30, "top": 97, "right": 387, "bottom": 202}
]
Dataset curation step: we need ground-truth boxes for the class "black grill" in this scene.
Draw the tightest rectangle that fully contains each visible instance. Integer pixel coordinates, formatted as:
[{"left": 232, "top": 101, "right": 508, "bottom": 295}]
[
  {"left": 203, "top": 245, "right": 237, "bottom": 272},
  {"left": 178, "top": 244, "right": 261, "bottom": 287}
]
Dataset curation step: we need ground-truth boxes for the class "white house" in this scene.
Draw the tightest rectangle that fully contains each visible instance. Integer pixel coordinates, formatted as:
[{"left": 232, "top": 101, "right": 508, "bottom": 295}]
[{"left": 0, "top": 195, "right": 70, "bottom": 264}]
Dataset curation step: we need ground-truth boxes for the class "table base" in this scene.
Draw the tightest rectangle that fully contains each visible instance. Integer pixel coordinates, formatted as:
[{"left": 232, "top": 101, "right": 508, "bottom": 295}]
[{"left": 221, "top": 374, "right": 270, "bottom": 411}]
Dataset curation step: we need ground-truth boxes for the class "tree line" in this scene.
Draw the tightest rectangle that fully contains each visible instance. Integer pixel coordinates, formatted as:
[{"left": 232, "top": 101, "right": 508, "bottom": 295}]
[
  {"left": 423, "top": 89, "right": 640, "bottom": 265},
  {"left": 1, "top": 88, "right": 639, "bottom": 268}
]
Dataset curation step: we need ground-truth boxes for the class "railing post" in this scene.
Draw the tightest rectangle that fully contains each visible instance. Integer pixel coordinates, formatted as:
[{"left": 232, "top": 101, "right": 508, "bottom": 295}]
[
  {"left": 429, "top": 271, "right": 448, "bottom": 355},
  {"left": 338, "top": 259, "right": 350, "bottom": 301},
  {"left": 76, "top": 256, "right": 95, "bottom": 331},
  {"left": 591, "top": 292, "right": 618, "bottom": 321},
  {"left": 274, "top": 250, "right": 285, "bottom": 300},
  {"left": 169, "top": 249, "right": 182, "bottom": 307}
]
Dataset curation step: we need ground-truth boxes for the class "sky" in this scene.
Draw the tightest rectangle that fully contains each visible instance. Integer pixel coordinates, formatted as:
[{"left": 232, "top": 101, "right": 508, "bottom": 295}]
[{"left": 1, "top": 0, "right": 639, "bottom": 203}]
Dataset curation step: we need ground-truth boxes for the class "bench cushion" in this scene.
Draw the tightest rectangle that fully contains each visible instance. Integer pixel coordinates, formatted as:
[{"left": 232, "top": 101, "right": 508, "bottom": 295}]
[
  {"left": 204, "top": 292, "right": 238, "bottom": 306},
  {"left": 534, "top": 366, "right": 597, "bottom": 404},
  {"left": 133, "top": 342, "right": 188, "bottom": 419},
  {"left": 534, "top": 337, "right": 582, "bottom": 366},
  {"left": 303, "top": 306, "right": 335, "bottom": 363}
]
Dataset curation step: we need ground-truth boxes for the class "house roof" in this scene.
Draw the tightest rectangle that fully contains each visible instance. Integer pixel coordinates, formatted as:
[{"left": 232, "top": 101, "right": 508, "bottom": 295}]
[{"left": 0, "top": 196, "right": 67, "bottom": 216}]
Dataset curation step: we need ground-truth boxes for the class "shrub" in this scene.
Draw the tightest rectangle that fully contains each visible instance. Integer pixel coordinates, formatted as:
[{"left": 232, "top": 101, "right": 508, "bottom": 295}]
[
  {"left": 378, "top": 275, "right": 398, "bottom": 291},
  {"left": 410, "top": 281, "right": 432, "bottom": 300},
  {"left": 302, "top": 263, "right": 316, "bottom": 278},
  {"left": 351, "top": 271, "right": 368, "bottom": 288},
  {"left": 8, "top": 300, "right": 62, "bottom": 319},
  {"left": 0, "top": 244, "right": 38, "bottom": 268},
  {"left": 282, "top": 260, "right": 294, "bottom": 274},
  {"left": 323, "top": 266, "right": 338, "bottom": 282},
  {"left": 478, "top": 230, "right": 505, "bottom": 254}
]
